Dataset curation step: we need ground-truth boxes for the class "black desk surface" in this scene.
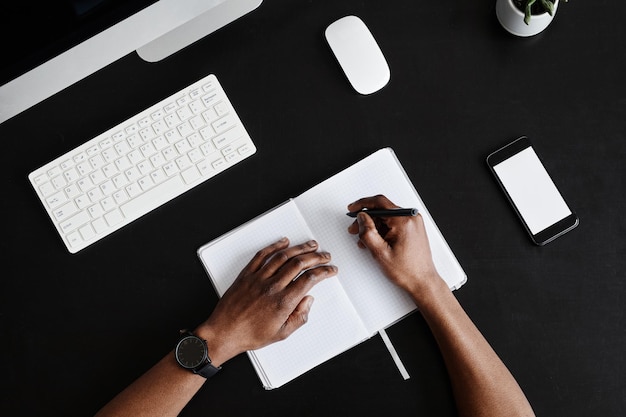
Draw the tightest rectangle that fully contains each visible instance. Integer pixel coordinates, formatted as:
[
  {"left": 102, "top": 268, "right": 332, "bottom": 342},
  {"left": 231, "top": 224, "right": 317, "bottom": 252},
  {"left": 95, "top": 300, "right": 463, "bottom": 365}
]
[{"left": 2, "top": 1, "right": 625, "bottom": 416}]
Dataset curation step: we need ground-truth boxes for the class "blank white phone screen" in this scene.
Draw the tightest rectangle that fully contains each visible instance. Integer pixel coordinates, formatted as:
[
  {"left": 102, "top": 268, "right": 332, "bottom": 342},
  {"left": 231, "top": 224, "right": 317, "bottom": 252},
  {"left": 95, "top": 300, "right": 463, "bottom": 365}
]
[{"left": 493, "top": 147, "right": 571, "bottom": 234}]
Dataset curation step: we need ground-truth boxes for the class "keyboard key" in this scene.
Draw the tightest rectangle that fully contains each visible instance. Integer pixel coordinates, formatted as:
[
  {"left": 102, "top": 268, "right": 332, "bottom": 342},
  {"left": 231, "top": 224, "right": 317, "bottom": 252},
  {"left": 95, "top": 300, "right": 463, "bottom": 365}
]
[
  {"left": 33, "top": 174, "right": 49, "bottom": 186},
  {"left": 60, "top": 159, "right": 75, "bottom": 170},
  {"left": 125, "top": 182, "right": 142, "bottom": 198},
  {"left": 212, "top": 158, "right": 226, "bottom": 170},
  {"left": 64, "top": 184, "right": 81, "bottom": 199},
  {"left": 86, "top": 145, "right": 100, "bottom": 156},
  {"left": 214, "top": 101, "right": 229, "bottom": 117},
  {"left": 92, "top": 218, "right": 107, "bottom": 234},
  {"left": 212, "top": 114, "right": 236, "bottom": 134},
  {"left": 138, "top": 116, "right": 151, "bottom": 128},
  {"left": 138, "top": 176, "right": 155, "bottom": 191},
  {"left": 51, "top": 176, "right": 67, "bottom": 189},
  {"left": 113, "top": 190, "right": 129, "bottom": 205},
  {"left": 64, "top": 168, "right": 80, "bottom": 183},
  {"left": 89, "top": 169, "right": 106, "bottom": 185},
  {"left": 151, "top": 109, "right": 165, "bottom": 120},
  {"left": 76, "top": 162, "right": 92, "bottom": 176},
  {"left": 67, "top": 232, "right": 82, "bottom": 248},
  {"left": 47, "top": 166, "right": 62, "bottom": 178},
  {"left": 54, "top": 201, "right": 78, "bottom": 221},
  {"left": 202, "top": 91, "right": 219, "bottom": 107},
  {"left": 39, "top": 182, "right": 55, "bottom": 197},
  {"left": 46, "top": 191, "right": 68, "bottom": 209},
  {"left": 75, "top": 195, "right": 90, "bottom": 210},
  {"left": 101, "top": 196, "right": 115, "bottom": 212},
  {"left": 88, "top": 204, "right": 104, "bottom": 219},
  {"left": 105, "top": 209, "right": 124, "bottom": 227},
  {"left": 73, "top": 153, "right": 87, "bottom": 163},
  {"left": 189, "top": 100, "right": 204, "bottom": 114},
  {"left": 176, "top": 106, "right": 193, "bottom": 121},
  {"left": 125, "top": 124, "right": 139, "bottom": 135},
  {"left": 88, "top": 188, "right": 104, "bottom": 203},
  {"left": 79, "top": 223, "right": 96, "bottom": 241},
  {"left": 60, "top": 211, "right": 90, "bottom": 233},
  {"left": 181, "top": 166, "right": 201, "bottom": 184},
  {"left": 121, "top": 176, "right": 183, "bottom": 219},
  {"left": 164, "top": 102, "right": 177, "bottom": 113},
  {"left": 77, "top": 177, "right": 94, "bottom": 192}
]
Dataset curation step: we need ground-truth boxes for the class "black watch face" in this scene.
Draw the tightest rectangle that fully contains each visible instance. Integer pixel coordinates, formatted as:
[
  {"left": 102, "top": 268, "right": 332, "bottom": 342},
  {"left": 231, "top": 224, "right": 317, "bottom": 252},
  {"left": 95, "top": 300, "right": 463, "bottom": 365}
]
[{"left": 176, "top": 336, "right": 207, "bottom": 369}]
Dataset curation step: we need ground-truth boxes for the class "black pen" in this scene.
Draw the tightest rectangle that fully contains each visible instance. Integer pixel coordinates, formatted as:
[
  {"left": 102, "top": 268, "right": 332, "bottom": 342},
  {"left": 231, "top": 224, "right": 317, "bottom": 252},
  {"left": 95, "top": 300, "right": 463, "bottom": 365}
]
[{"left": 346, "top": 208, "right": 419, "bottom": 218}]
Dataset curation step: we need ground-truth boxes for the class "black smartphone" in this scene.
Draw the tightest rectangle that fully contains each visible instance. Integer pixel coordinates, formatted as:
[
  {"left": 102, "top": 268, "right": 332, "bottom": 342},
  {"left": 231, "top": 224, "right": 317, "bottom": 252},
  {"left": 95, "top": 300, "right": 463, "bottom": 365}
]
[{"left": 486, "top": 136, "right": 579, "bottom": 245}]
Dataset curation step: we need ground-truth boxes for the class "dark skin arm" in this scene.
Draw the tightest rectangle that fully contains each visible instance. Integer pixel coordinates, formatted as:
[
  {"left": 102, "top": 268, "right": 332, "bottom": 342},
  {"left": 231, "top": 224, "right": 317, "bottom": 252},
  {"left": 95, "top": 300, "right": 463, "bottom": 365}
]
[
  {"left": 348, "top": 195, "right": 535, "bottom": 417},
  {"left": 94, "top": 238, "right": 337, "bottom": 417}
]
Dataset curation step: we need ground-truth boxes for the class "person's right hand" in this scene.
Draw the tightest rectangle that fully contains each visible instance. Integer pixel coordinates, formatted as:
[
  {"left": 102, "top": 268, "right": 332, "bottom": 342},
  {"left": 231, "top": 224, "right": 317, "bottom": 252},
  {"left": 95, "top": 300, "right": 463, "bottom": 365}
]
[{"left": 347, "top": 195, "right": 445, "bottom": 303}]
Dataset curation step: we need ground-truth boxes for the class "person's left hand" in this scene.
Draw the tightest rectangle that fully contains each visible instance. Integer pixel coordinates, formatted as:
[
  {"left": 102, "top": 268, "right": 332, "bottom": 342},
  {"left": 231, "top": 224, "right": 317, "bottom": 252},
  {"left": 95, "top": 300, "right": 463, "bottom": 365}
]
[{"left": 196, "top": 237, "right": 337, "bottom": 365}]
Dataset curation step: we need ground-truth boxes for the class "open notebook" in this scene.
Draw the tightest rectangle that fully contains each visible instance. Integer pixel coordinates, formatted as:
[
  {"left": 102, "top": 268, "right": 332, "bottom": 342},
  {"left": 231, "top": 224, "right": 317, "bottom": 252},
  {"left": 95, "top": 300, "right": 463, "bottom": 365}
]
[{"left": 197, "top": 148, "right": 467, "bottom": 389}]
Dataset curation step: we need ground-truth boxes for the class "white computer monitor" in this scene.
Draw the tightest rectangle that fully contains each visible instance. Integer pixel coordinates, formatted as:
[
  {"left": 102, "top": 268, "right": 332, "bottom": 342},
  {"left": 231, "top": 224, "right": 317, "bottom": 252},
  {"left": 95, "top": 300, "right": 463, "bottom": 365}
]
[{"left": 0, "top": 0, "right": 262, "bottom": 125}]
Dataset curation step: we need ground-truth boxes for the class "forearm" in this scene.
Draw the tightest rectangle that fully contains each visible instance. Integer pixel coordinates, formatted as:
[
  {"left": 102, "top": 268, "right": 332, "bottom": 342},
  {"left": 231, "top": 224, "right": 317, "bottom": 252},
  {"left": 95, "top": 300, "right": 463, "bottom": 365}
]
[
  {"left": 94, "top": 352, "right": 206, "bottom": 417},
  {"left": 415, "top": 279, "right": 535, "bottom": 417},
  {"left": 94, "top": 323, "right": 238, "bottom": 417}
]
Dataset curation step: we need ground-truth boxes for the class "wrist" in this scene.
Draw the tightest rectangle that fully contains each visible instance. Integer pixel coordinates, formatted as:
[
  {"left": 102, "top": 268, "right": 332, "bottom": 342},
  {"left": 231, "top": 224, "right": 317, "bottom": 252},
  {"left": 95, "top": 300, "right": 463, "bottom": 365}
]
[
  {"left": 406, "top": 273, "right": 450, "bottom": 309},
  {"left": 193, "top": 323, "right": 239, "bottom": 367}
]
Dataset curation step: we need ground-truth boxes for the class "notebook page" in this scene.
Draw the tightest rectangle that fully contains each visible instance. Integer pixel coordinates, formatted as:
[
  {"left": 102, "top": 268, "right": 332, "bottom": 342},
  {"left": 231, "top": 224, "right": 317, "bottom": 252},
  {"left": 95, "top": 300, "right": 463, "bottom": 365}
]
[
  {"left": 294, "top": 148, "right": 467, "bottom": 334},
  {"left": 197, "top": 200, "right": 369, "bottom": 389}
]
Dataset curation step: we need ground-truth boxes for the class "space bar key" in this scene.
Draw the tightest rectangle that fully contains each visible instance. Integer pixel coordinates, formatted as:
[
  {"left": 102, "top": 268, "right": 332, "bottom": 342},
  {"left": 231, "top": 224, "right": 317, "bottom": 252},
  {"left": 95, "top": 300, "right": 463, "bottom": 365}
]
[{"left": 120, "top": 176, "right": 185, "bottom": 220}]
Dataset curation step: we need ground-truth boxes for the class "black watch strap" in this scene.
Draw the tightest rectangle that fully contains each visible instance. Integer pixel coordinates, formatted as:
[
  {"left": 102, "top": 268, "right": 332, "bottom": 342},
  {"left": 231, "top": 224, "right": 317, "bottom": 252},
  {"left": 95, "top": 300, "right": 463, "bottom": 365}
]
[{"left": 195, "top": 360, "right": 221, "bottom": 378}]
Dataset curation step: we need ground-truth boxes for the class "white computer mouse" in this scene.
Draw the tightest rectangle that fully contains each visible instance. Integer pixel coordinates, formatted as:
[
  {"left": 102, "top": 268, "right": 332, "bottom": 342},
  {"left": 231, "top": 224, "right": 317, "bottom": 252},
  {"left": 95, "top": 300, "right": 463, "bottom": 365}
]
[{"left": 325, "top": 15, "right": 390, "bottom": 95}]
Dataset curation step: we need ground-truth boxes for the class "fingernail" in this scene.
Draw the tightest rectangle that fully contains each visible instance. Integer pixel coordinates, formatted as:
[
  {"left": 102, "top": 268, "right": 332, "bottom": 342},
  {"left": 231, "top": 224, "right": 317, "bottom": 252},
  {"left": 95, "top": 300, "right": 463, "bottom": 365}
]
[
  {"left": 278, "top": 237, "right": 288, "bottom": 243},
  {"left": 307, "top": 240, "right": 318, "bottom": 248}
]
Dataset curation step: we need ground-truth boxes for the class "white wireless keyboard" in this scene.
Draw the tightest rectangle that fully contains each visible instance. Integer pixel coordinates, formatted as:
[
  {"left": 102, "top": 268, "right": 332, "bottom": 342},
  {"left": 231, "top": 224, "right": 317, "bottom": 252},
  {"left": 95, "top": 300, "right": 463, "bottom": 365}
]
[{"left": 28, "top": 74, "right": 256, "bottom": 253}]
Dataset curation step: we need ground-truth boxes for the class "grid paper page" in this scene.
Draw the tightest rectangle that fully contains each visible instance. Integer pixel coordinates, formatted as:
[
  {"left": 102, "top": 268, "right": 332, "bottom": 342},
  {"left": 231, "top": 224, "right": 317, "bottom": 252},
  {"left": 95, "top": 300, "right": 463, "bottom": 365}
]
[
  {"left": 197, "top": 200, "right": 369, "bottom": 389},
  {"left": 295, "top": 148, "right": 467, "bottom": 333}
]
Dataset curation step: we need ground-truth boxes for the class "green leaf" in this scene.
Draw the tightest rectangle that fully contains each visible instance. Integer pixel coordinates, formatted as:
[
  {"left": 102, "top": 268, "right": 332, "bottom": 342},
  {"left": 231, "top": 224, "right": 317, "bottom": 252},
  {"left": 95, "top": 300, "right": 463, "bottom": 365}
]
[
  {"left": 524, "top": 0, "right": 537, "bottom": 25},
  {"left": 541, "top": 0, "right": 555, "bottom": 16}
]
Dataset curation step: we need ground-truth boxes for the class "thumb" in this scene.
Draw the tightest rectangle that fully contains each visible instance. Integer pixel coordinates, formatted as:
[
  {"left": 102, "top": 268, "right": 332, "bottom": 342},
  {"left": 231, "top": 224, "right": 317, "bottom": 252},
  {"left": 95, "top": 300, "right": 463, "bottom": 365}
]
[{"left": 357, "top": 212, "right": 386, "bottom": 253}]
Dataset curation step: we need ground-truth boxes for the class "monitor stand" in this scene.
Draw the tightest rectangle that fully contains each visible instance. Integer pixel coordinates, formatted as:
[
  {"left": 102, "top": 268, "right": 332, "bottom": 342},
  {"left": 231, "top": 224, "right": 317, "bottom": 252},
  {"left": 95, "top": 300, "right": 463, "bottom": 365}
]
[{"left": 137, "top": 0, "right": 262, "bottom": 62}]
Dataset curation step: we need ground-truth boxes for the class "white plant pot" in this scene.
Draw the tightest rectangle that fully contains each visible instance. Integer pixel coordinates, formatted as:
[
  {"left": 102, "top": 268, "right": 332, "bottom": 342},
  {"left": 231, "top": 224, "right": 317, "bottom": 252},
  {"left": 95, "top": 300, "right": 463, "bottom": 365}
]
[{"left": 496, "top": 0, "right": 559, "bottom": 37}]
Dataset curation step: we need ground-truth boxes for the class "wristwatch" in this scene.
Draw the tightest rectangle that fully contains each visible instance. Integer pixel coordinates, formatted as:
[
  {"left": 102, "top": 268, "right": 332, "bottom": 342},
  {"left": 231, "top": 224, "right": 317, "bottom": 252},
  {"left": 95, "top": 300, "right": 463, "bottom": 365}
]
[{"left": 174, "top": 330, "right": 221, "bottom": 378}]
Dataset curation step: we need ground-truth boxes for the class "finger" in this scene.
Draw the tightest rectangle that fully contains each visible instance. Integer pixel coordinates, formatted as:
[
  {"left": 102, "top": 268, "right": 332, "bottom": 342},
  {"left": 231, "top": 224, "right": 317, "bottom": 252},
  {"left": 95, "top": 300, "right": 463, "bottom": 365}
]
[
  {"left": 274, "top": 251, "right": 332, "bottom": 287},
  {"left": 347, "top": 219, "right": 359, "bottom": 235},
  {"left": 357, "top": 212, "right": 387, "bottom": 254},
  {"left": 243, "top": 237, "right": 290, "bottom": 273},
  {"left": 278, "top": 296, "right": 314, "bottom": 340},
  {"left": 261, "top": 240, "right": 319, "bottom": 277},
  {"left": 347, "top": 194, "right": 398, "bottom": 213},
  {"left": 286, "top": 264, "right": 338, "bottom": 299}
]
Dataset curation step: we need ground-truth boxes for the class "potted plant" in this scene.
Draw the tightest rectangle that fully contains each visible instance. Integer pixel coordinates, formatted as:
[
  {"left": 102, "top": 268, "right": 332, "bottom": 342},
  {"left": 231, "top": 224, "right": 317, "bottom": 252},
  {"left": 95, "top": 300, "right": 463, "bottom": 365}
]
[{"left": 496, "top": 0, "right": 567, "bottom": 37}]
